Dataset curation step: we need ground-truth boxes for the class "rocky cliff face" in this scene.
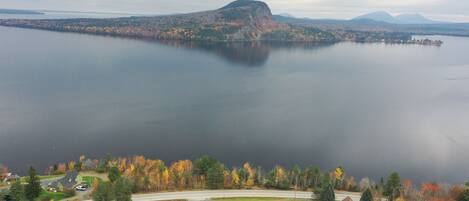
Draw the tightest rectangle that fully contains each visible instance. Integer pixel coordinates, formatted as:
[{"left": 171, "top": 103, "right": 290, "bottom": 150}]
[{"left": 219, "top": 0, "right": 272, "bottom": 23}]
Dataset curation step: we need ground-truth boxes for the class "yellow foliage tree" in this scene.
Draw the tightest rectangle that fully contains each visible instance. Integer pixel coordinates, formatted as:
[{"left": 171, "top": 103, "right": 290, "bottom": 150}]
[
  {"left": 169, "top": 160, "right": 192, "bottom": 190},
  {"left": 395, "top": 196, "right": 406, "bottom": 201},
  {"left": 162, "top": 168, "right": 170, "bottom": 190},
  {"left": 231, "top": 169, "right": 240, "bottom": 188},
  {"left": 243, "top": 162, "right": 255, "bottom": 188},
  {"left": 68, "top": 161, "right": 76, "bottom": 171}
]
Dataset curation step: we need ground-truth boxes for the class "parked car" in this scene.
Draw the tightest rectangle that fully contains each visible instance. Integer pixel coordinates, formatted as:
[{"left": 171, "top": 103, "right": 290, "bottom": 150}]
[
  {"left": 75, "top": 184, "right": 88, "bottom": 191},
  {"left": 47, "top": 187, "right": 57, "bottom": 193}
]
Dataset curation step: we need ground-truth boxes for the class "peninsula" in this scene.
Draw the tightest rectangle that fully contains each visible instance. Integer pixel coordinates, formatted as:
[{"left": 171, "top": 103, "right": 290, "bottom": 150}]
[{"left": 0, "top": 0, "right": 445, "bottom": 44}]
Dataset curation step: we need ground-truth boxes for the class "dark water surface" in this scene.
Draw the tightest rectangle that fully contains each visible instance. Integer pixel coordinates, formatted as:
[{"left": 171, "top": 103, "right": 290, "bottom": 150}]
[{"left": 0, "top": 26, "right": 468, "bottom": 183}]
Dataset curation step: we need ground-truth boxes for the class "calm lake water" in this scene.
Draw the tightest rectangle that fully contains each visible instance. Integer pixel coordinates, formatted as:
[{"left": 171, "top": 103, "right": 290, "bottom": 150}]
[{"left": 0, "top": 26, "right": 468, "bottom": 183}]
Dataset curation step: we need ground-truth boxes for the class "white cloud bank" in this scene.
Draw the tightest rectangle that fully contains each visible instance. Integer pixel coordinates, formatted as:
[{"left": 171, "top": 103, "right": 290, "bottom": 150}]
[{"left": 0, "top": 0, "right": 468, "bottom": 22}]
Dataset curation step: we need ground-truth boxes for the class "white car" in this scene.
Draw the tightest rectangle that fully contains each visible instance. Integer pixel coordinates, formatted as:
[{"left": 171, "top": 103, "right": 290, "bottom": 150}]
[{"left": 75, "top": 184, "right": 88, "bottom": 191}]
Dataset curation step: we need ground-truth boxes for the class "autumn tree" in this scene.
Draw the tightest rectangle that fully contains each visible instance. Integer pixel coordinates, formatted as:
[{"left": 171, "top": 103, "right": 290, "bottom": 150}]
[
  {"left": 334, "top": 167, "right": 345, "bottom": 190},
  {"left": 161, "top": 168, "right": 170, "bottom": 190},
  {"left": 169, "top": 160, "right": 193, "bottom": 190},
  {"left": 360, "top": 189, "right": 373, "bottom": 201},
  {"left": 68, "top": 161, "right": 76, "bottom": 171},
  {"left": 57, "top": 163, "right": 67, "bottom": 174},
  {"left": 265, "top": 166, "right": 290, "bottom": 190},
  {"left": 231, "top": 168, "right": 241, "bottom": 188},
  {"left": 24, "top": 167, "right": 41, "bottom": 201},
  {"left": 422, "top": 182, "right": 442, "bottom": 200},
  {"left": 0, "top": 164, "right": 8, "bottom": 181},
  {"left": 91, "top": 178, "right": 100, "bottom": 195},
  {"left": 243, "top": 162, "right": 255, "bottom": 188}
]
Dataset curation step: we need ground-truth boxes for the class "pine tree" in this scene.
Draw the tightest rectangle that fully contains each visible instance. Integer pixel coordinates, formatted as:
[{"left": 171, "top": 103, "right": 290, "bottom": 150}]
[
  {"left": 384, "top": 172, "right": 401, "bottom": 201},
  {"left": 458, "top": 190, "right": 469, "bottom": 201},
  {"left": 93, "top": 182, "right": 114, "bottom": 201},
  {"left": 108, "top": 166, "right": 121, "bottom": 183},
  {"left": 24, "top": 167, "right": 41, "bottom": 201},
  {"left": 206, "top": 163, "right": 224, "bottom": 189},
  {"left": 319, "top": 183, "right": 335, "bottom": 201},
  {"left": 114, "top": 178, "right": 132, "bottom": 201},
  {"left": 9, "top": 180, "right": 26, "bottom": 201},
  {"left": 360, "top": 188, "right": 373, "bottom": 201}
]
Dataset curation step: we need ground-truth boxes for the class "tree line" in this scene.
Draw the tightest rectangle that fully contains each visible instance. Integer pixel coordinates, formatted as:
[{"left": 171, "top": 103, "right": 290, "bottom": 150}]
[{"left": 2, "top": 155, "right": 469, "bottom": 201}]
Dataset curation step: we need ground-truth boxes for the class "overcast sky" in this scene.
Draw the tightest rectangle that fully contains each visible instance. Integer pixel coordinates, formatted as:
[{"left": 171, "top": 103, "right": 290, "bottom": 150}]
[{"left": 1, "top": 0, "right": 469, "bottom": 22}]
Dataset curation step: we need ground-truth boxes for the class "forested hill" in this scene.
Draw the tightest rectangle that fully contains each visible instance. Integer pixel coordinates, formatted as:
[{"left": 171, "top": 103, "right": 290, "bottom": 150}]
[{"left": 0, "top": 0, "right": 338, "bottom": 42}]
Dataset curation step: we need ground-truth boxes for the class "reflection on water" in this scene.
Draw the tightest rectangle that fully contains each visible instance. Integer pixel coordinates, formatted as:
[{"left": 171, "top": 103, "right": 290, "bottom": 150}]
[{"left": 156, "top": 40, "right": 335, "bottom": 67}]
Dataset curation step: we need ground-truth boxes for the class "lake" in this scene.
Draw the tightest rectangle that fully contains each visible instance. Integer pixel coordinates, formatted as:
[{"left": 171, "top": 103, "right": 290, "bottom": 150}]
[{"left": 0, "top": 26, "right": 468, "bottom": 183}]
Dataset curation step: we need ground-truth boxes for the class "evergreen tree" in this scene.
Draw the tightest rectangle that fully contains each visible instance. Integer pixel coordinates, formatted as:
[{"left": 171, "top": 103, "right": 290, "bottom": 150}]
[
  {"left": 0, "top": 192, "right": 9, "bottom": 201},
  {"left": 9, "top": 180, "right": 26, "bottom": 201},
  {"left": 24, "top": 167, "right": 41, "bottom": 201},
  {"left": 319, "top": 183, "right": 335, "bottom": 201},
  {"left": 360, "top": 189, "right": 373, "bottom": 201},
  {"left": 108, "top": 166, "right": 121, "bottom": 183},
  {"left": 206, "top": 163, "right": 224, "bottom": 189},
  {"left": 458, "top": 190, "right": 469, "bottom": 201},
  {"left": 114, "top": 178, "right": 132, "bottom": 201},
  {"left": 93, "top": 182, "right": 114, "bottom": 201},
  {"left": 384, "top": 172, "right": 401, "bottom": 201},
  {"left": 194, "top": 155, "right": 218, "bottom": 177}
]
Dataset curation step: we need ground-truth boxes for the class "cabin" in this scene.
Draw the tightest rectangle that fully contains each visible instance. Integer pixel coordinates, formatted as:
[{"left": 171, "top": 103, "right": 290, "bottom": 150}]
[
  {"left": 48, "top": 170, "right": 78, "bottom": 190},
  {"left": 83, "top": 159, "right": 97, "bottom": 170},
  {"left": 2, "top": 173, "right": 20, "bottom": 183}
]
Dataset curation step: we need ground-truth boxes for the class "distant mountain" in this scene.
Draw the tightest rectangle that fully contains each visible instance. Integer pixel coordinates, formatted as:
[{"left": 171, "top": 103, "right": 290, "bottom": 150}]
[
  {"left": 394, "top": 13, "right": 437, "bottom": 24},
  {"left": 0, "top": 9, "right": 43, "bottom": 15},
  {"left": 273, "top": 14, "right": 469, "bottom": 37},
  {"left": 277, "top": 13, "right": 295, "bottom": 18},
  {"left": 353, "top": 11, "right": 439, "bottom": 24},
  {"left": 354, "top": 11, "right": 396, "bottom": 23}
]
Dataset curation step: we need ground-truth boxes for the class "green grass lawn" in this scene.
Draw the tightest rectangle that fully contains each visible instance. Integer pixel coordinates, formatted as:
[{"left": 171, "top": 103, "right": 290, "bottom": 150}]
[
  {"left": 38, "top": 190, "right": 66, "bottom": 201},
  {"left": 81, "top": 175, "right": 102, "bottom": 186},
  {"left": 213, "top": 198, "right": 311, "bottom": 201},
  {"left": 20, "top": 174, "right": 64, "bottom": 183}
]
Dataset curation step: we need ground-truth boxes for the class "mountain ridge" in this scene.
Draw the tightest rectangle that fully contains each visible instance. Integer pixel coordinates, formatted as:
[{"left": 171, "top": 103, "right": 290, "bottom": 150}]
[{"left": 353, "top": 11, "right": 439, "bottom": 24}]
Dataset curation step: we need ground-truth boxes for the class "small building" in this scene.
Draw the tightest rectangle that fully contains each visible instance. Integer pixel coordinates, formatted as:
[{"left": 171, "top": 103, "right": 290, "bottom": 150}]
[
  {"left": 2, "top": 173, "right": 20, "bottom": 183},
  {"left": 83, "top": 159, "right": 97, "bottom": 170},
  {"left": 48, "top": 170, "right": 78, "bottom": 190}
]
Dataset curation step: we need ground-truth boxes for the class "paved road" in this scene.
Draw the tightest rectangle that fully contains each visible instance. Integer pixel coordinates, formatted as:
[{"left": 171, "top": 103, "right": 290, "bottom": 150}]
[{"left": 116, "top": 190, "right": 363, "bottom": 201}]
